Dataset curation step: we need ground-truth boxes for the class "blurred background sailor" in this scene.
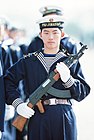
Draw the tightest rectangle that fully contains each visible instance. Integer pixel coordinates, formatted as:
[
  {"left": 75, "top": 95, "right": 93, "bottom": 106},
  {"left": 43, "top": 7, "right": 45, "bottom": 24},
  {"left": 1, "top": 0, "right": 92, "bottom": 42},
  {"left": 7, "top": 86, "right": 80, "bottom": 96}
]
[{"left": 0, "top": 16, "right": 27, "bottom": 140}]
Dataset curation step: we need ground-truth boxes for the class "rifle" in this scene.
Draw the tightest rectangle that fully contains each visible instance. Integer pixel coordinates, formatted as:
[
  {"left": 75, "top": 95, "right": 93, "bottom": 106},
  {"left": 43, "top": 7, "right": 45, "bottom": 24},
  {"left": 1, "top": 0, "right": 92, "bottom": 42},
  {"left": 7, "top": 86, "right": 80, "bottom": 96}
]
[{"left": 12, "top": 42, "right": 88, "bottom": 131}]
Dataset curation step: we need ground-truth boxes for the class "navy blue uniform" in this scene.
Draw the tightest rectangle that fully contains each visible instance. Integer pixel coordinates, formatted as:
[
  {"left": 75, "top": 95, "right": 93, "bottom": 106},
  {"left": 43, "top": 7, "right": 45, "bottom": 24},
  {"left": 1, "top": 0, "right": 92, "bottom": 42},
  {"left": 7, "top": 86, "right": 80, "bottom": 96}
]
[
  {"left": 4, "top": 43, "right": 90, "bottom": 140},
  {"left": 0, "top": 47, "right": 9, "bottom": 132},
  {"left": 0, "top": 75, "right": 5, "bottom": 132},
  {"left": 3, "top": 42, "right": 27, "bottom": 140}
]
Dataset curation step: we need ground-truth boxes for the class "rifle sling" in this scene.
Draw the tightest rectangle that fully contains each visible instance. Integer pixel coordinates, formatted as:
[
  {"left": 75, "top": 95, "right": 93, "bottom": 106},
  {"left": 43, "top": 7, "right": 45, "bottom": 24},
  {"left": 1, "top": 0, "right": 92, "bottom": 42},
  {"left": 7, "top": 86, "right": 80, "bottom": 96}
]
[{"left": 47, "top": 87, "right": 71, "bottom": 98}]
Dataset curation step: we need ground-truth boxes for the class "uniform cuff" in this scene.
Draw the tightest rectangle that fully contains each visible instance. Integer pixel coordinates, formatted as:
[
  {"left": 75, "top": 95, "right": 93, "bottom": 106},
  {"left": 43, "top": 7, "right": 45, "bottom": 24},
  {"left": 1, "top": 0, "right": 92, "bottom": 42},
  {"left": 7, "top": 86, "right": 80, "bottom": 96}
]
[
  {"left": 12, "top": 98, "right": 24, "bottom": 109},
  {"left": 62, "top": 76, "right": 74, "bottom": 88}
]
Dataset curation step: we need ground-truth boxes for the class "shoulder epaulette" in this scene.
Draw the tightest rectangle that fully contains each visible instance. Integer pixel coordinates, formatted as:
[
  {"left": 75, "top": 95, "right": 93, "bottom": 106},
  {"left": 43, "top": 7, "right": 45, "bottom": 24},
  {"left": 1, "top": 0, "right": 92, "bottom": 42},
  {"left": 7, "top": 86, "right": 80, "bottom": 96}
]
[
  {"left": 23, "top": 53, "right": 31, "bottom": 59},
  {"left": 24, "top": 49, "right": 42, "bottom": 60},
  {"left": 32, "top": 48, "right": 43, "bottom": 57},
  {"left": 33, "top": 51, "right": 39, "bottom": 57}
]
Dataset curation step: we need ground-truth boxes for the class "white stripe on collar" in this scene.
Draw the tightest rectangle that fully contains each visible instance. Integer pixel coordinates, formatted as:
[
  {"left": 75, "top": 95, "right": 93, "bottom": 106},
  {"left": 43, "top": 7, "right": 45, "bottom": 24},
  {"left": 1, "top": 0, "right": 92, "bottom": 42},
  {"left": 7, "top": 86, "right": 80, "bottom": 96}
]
[{"left": 37, "top": 51, "right": 66, "bottom": 73}]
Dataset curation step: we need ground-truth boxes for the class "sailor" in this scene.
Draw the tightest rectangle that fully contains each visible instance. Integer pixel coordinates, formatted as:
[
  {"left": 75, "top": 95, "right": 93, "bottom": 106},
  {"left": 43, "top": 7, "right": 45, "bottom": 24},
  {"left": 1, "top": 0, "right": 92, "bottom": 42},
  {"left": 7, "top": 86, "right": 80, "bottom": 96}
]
[{"left": 4, "top": 7, "right": 90, "bottom": 140}]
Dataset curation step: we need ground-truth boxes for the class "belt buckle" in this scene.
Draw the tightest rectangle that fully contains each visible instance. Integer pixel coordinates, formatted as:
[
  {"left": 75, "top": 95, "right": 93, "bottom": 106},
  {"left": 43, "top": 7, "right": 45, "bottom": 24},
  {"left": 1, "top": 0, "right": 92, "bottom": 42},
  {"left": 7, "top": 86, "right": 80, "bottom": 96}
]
[{"left": 49, "top": 98, "right": 56, "bottom": 105}]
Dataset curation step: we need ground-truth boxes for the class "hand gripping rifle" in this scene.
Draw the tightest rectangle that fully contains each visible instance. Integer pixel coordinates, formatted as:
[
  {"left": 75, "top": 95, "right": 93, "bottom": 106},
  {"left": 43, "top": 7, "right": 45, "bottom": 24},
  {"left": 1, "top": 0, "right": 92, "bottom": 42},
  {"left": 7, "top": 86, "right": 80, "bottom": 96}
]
[{"left": 12, "top": 42, "right": 88, "bottom": 131}]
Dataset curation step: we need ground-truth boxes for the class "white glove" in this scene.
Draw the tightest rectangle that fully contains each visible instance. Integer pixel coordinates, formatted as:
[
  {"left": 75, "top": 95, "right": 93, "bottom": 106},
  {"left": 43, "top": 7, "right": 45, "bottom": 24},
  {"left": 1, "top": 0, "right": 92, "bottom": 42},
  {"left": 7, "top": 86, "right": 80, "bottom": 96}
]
[
  {"left": 56, "top": 62, "right": 70, "bottom": 83},
  {"left": 16, "top": 102, "right": 35, "bottom": 119},
  {"left": 0, "top": 131, "right": 2, "bottom": 139}
]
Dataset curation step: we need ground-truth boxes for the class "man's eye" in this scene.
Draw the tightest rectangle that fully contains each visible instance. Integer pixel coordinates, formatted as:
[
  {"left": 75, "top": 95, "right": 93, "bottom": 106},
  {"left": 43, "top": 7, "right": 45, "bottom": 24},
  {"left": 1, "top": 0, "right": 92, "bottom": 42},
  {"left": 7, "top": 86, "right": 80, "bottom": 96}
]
[
  {"left": 44, "top": 32, "right": 48, "bottom": 34},
  {"left": 53, "top": 32, "right": 58, "bottom": 34}
]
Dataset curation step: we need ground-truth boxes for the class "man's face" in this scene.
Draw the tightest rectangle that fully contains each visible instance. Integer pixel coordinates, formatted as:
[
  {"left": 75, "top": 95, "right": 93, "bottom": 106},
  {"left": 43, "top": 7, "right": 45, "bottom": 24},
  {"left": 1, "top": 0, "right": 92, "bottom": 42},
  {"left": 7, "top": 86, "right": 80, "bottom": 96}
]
[{"left": 40, "top": 28, "right": 63, "bottom": 53}]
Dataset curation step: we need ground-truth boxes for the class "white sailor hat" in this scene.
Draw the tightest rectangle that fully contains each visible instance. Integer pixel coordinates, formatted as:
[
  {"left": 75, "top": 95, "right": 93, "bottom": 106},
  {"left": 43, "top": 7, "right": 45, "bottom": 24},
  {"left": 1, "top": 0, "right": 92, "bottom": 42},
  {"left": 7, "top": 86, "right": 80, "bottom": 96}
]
[
  {"left": 0, "top": 16, "right": 9, "bottom": 29},
  {"left": 37, "top": 15, "right": 64, "bottom": 29},
  {"left": 39, "top": 5, "right": 64, "bottom": 17}
]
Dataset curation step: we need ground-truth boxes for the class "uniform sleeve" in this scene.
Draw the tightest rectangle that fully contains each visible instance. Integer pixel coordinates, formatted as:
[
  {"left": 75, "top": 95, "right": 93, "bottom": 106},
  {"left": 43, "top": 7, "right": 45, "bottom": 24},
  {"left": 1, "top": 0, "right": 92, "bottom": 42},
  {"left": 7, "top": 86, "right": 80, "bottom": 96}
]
[
  {"left": 61, "top": 36, "right": 90, "bottom": 101},
  {"left": 69, "top": 61, "right": 90, "bottom": 102},
  {"left": 4, "top": 58, "right": 25, "bottom": 105}
]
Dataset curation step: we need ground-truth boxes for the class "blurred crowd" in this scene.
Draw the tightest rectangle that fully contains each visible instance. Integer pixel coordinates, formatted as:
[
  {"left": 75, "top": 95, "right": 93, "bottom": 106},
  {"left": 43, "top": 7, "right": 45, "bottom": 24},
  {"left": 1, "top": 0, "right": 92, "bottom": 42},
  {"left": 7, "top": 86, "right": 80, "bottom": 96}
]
[{"left": 0, "top": 15, "right": 30, "bottom": 140}]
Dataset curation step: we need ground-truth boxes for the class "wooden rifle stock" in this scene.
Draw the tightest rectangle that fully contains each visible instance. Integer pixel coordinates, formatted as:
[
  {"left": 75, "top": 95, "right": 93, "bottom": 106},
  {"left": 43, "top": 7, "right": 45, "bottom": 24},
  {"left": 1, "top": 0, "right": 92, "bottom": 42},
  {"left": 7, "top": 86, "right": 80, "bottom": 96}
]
[
  {"left": 12, "top": 100, "right": 44, "bottom": 132},
  {"left": 12, "top": 72, "right": 60, "bottom": 132}
]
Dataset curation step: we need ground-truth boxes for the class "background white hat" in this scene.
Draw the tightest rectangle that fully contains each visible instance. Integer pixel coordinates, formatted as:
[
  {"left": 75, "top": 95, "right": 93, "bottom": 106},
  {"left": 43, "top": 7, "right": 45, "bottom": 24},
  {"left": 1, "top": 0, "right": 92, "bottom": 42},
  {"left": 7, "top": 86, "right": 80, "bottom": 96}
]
[{"left": 39, "top": 5, "right": 64, "bottom": 16}]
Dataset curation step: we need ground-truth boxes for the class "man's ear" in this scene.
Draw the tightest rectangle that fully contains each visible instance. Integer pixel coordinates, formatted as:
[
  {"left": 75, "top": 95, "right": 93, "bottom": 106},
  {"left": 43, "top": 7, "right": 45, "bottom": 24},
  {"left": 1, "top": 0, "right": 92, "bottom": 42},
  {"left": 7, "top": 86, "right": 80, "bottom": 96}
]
[
  {"left": 61, "top": 32, "right": 65, "bottom": 37},
  {"left": 39, "top": 32, "right": 42, "bottom": 38}
]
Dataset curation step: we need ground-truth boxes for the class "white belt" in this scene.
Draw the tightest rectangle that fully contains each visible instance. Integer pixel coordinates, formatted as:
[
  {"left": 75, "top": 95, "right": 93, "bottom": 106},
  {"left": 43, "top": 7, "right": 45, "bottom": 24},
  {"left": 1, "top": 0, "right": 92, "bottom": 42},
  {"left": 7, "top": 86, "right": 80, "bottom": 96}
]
[{"left": 43, "top": 98, "right": 70, "bottom": 105}]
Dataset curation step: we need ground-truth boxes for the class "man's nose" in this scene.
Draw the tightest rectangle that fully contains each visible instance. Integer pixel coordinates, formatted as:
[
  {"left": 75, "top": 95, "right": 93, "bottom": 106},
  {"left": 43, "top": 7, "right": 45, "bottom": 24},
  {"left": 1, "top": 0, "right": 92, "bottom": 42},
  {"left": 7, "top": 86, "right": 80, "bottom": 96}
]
[{"left": 49, "top": 33, "right": 54, "bottom": 39}]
